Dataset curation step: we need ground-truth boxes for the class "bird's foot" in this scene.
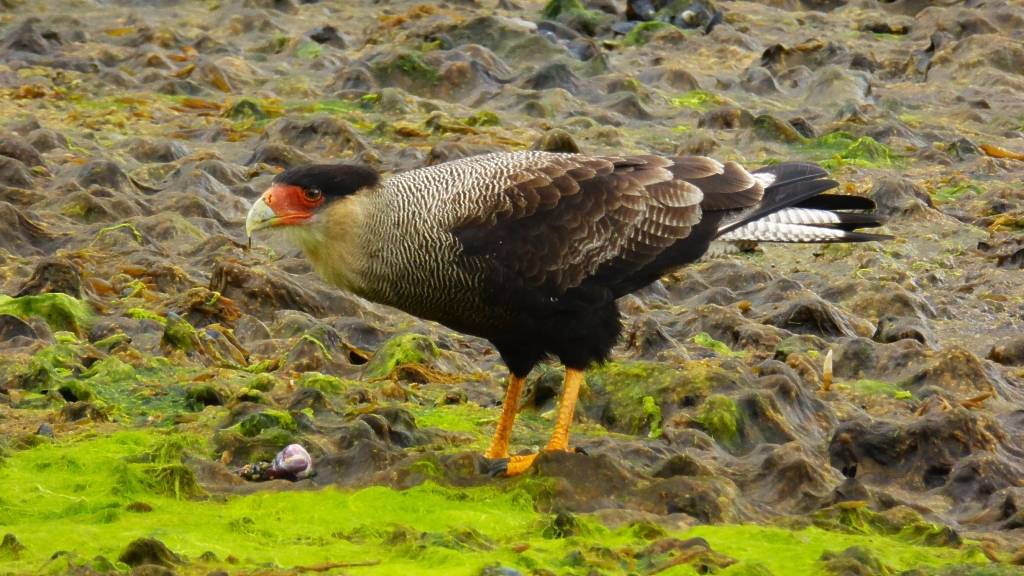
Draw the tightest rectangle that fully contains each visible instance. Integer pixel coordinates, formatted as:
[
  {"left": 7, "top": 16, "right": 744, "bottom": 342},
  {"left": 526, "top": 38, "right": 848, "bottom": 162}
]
[
  {"left": 486, "top": 447, "right": 589, "bottom": 478},
  {"left": 503, "top": 454, "right": 538, "bottom": 477}
]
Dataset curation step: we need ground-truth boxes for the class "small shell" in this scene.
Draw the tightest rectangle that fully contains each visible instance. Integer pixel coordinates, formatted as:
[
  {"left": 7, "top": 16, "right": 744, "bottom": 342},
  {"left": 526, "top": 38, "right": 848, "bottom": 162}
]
[{"left": 268, "top": 443, "right": 313, "bottom": 480}]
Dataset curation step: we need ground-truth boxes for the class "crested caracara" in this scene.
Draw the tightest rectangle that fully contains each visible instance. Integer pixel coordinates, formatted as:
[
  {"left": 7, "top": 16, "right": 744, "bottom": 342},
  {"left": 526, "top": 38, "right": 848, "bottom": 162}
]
[{"left": 246, "top": 151, "right": 888, "bottom": 476}]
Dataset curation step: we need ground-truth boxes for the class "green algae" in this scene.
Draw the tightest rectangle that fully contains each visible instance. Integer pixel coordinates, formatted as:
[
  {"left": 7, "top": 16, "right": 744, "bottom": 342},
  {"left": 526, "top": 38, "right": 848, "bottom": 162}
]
[
  {"left": 670, "top": 90, "right": 722, "bottom": 109},
  {"left": 237, "top": 410, "right": 297, "bottom": 438},
  {"left": 126, "top": 307, "right": 166, "bottom": 325},
  {"left": 364, "top": 333, "right": 440, "bottom": 379},
  {"left": 294, "top": 42, "right": 323, "bottom": 60},
  {"left": 297, "top": 372, "right": 351, "bottom": 394},
  {"left": 800, "top": 131, "right": 897, "bottom": 169},
  {"left": 845, "top": 378, "right": 907, "bottom": 398},
  {"left": 0, "top": 432, "right": 987, "bottom": 576},
  {"left": 697, "top": 394, "right": 740, "bottom": 446},
  {"left": 932, "top": 183, "right": 982, "bottom": 203},
  {"left": 586, "top": 361, "right": 738, "bottom": 435},
  {"left": 463, "top": 111, "right": 501, "bottom": 127},
  {"left": 94, "top": 223, "right": 143, "bottom": 246},
  {"left": 375, "top": 52, "right": 441, "bottom": 86},
  {"left": 0, "top": 294, "right": 92, "bottom": 336},
  {"left": 540, "top": 0, "right": 608, "bottom": 34},
  {"left": 642, "top": 396, "right": 662, "bottom": 439},
  {"left": 693, "top": 332, "right": 745, "bottom": 356},
  {"left": 621, "top": 21, "right": 674, "bottom": 46},
  {"left": 161, "top": 315, "right": 200, "bottom": 353}
]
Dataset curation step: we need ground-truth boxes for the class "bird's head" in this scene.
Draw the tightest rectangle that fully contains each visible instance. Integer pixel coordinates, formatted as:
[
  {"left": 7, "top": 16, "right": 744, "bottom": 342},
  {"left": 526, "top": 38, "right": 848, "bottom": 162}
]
[{"left": 245, "top": 163, "right": 380, "bottom": 241}]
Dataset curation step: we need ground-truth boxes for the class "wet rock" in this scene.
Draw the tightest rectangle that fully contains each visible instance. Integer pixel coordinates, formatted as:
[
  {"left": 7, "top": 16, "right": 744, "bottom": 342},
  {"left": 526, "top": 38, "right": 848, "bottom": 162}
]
[
  {"left": 0, "top": 157, "right": 34, "bottom": 188},
  {"left": 828, "top": 408, "right": 1012, "bottom": 491},
  {"left": 638, "top": 475, "right": 750, "bottom": 522},
  {"left": 16, "top": 257, "right": 87, "bottom": 299},
  {"left": 626, "top": 0, "right": 656, "bottom": 21},
  {"left": 118, "top": 538, "right": 181, "bottom": 568},
  {"left": 530, "top": 129, "right": 581, "bottom": 153},
  {"left": 698, "top": 107, "right": 755, "bottom": 130},
  {"left": 520, "top": 62, "right": 581, "bottom": 95},
  {"left": 819, "top": 546, "right": 888, "bottom": 576},
  {"left": 4, "top": 20, "right": 50, "bottom": 55},
  {"left": 313, "top": 439, "right": 405, "bottom": 487},
  {"left": 761, "top": 297, "right": 872, "bottom": 338},
  {"left": 753, "top": 115, "right": 803, "bottom": 143},
  {"left": 243, "top": 143, "right": 313, "bottom": 169},
  {"left": 805, "top": 66, "right": 872, "bottom": 107},
  {"left": 0, "top": 315, "right": 39, "bottom": 345},
  {"left": 267, "top": 115, "right": 370, "bottom": 156},
  {"left": 209, "top": 263, "right": 325, "bottom": 320},
  {"left": 989, "top": 337, "right": 1024, "bottom": 367},
  {"left": 868, "top": 177, "right": 939, "bottom": 220},
  {"left": 872, "top": 315, "right": 936, "bottom": 348},
  {"left": 307, "top": 25, "right": 346, "bottom": 49},
  {"left": 530, "top": 450, "right": 640, "bottom": 513},
  {"left": 0, "top": 137, "right": 44, "bottom": 167},
  {"left": 637, "top": 66, "right": 700, "bottom": 92},
  {"left": 126, "top": 138, "right": 189, "bottom": 164}
]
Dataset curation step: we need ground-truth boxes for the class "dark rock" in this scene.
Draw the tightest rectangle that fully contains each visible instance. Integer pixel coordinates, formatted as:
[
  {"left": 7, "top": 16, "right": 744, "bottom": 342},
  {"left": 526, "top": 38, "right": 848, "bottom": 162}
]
[
  {"left": 0, "top": 157, "right": 34, "bottom": 188},
  {"left": 267, "top": 115, "right": 369, "bottom": 156},
  {"left": 761, "top": 297, "right": 870, "bottom": 338},
  {"left": 4, "top": 20, "right": 50, "bottom": 55},
  {"left": 26, "top": 129, "right": 67, "bottom": 153},
  {"left": 698, "top": 107, "right": 755, "bottom": 130},
  {"left": 520, "top": 63, "right": 581, "bottom": 94},
  {"left": 127, "top": 139, "right": 189, "bottom": 163},
  {"left": 872, "top": 315, "right": 936, "bottom": 347},
  {"left": 753, "top": 115, "right": 803, "bottom": 143},
  {"left": 243, "top": 143, "right": 314, "bottom": 169},
  {"left": 0, "top": 314, "right": 39, "bottom": 343},
  {"left": 827, "top": 408, "right": 1011, "bottom": 491},
  {"left": 16, "top": 257, "right": 87, "bottom": 299},
  {"left": 77, "top": 160, "right": 136, "bottom": 194},
  {"left": 0, "top": 137, "right": 45, "bottom": 167},
  {"left": 530, "top": 129, "right": 581, "bottom": 154},
  {"left": 209, "top": 263, "right": 325, "bottom": 320},
  {"left": 819, "top": 546, "right": 888, "bottom": 576},
  {"left": 307, "top": 25, "right": 346, "bottom": 49},
  {"left": 118, "top": 538, "right": 181, "bottom": 568},
  {"left": 989, "top": 337, "right": 1024, "bottom": 367},
  {"left": 637, "top": 66, "right": 700, "bottom": 91},
  {"left": 626, "top": 0, "right": 656, "bottom": 21},
  {"left": 868, "top": 177, "right": 938, "bottom": 220},
  {"left": 313, "top": 439, "right": 404, "bottom": 486}
]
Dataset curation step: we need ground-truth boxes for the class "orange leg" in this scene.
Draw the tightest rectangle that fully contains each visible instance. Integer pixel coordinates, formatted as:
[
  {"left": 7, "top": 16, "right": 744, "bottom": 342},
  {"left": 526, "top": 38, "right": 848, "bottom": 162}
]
[
  {"left": 503, "top": 368, "right": 585, "bottom": 477},
  {"left": 484, "top": 375, "right": 527, "bottom": 459}
]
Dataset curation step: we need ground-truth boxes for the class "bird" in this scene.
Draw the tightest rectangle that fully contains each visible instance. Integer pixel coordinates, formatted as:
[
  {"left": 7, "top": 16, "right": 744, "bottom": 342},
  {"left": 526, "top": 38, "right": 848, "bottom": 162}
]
[{"left": 245, "top": 151, "right": 889, "bottom": 476}]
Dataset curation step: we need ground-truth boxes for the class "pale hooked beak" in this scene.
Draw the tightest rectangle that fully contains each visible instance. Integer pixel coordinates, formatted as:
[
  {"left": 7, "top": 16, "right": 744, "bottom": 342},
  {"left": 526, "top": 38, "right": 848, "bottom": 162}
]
[{"left": 245, "top": 197, "right": 277, "bottom": 239}]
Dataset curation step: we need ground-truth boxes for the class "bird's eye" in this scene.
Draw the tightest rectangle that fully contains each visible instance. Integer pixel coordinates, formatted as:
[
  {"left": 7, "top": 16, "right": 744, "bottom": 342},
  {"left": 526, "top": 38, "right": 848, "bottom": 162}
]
[{"left": 304, "top": 188, "right": 322, "bottom": 202}]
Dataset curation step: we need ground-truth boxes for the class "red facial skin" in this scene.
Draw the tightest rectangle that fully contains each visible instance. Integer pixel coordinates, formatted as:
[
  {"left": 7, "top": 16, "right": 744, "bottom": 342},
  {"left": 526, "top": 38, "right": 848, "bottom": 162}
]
[{"left": 262, "top": 184, "right": 324, "bottom": 225}]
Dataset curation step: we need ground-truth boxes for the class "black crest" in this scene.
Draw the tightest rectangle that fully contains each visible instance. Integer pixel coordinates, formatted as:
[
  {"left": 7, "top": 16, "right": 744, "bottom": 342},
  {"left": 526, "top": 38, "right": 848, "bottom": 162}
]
[{"left": 273, "top": 164, "right": 380, "bottom": 199}]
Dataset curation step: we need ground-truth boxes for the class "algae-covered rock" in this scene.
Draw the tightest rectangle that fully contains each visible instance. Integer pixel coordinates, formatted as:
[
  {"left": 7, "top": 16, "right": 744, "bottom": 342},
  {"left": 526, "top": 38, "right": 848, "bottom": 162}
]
[
  {"left": 238, "top": 410, "right": 297, "bottom": 438},
  {"left": 363, "top": 333, "right": 440, "bottom": 379},
  {"left": 0, "top": 294, "right": 92, "bottom": 336},
  {"left": 696, "top": 394, "right": 740, "bottom": 447}
]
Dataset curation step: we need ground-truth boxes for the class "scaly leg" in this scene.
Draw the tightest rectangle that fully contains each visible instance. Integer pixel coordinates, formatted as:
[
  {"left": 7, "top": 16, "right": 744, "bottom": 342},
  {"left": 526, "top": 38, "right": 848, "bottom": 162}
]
[
  {"left": 503, "top": 368, "right": 585, "bottom": 476},
  {"left": 484, "top": 375, "right": 527, "bottom": 459}
]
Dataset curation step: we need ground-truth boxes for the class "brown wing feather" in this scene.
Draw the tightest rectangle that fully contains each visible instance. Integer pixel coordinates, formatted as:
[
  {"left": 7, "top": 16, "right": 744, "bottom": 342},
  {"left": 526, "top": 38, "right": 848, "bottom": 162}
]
[{"left": 451, "top": 154, "right": 766, "bottom": 298}]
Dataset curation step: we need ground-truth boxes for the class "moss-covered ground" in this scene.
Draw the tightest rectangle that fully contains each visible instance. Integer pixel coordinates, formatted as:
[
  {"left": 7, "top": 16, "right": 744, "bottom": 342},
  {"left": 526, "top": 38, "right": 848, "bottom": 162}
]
[{"left": 0, "top": 431, "right": 986, "bottom": 576}]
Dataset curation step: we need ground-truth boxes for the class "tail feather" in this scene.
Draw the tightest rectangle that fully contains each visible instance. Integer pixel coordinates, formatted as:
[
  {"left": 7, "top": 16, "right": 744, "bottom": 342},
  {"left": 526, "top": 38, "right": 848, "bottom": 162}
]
[{"left": 714, "top": 161, "right": 890, "bottom": 245}]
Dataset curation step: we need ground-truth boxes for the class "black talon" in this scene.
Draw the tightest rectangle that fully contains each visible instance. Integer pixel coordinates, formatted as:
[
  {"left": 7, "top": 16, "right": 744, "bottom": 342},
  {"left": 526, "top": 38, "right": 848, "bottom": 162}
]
[
  {"left": 573, "top": 446, "right": 590, "bottom": 456},
  {"left": 483, "top": 457, "right": 510, "bottom": 478}
]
